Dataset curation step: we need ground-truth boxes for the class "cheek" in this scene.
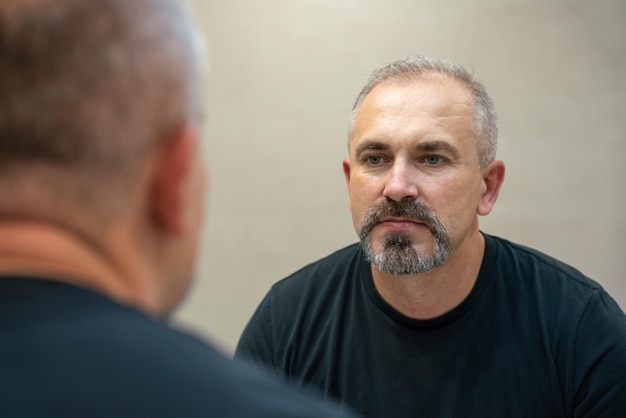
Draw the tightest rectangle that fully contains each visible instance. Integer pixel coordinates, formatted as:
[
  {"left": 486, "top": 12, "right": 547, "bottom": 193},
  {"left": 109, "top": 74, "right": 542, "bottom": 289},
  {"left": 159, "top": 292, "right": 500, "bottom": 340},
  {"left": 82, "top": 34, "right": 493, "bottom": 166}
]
[
  {"left": 433, "top": 179, "right": 483, "bottom": 229},
  {"left": 347, "top": 179, "right": 374, "bottom": 227},
  {"left": 348, "top": 193, "right": 366, "bottom": 226}
]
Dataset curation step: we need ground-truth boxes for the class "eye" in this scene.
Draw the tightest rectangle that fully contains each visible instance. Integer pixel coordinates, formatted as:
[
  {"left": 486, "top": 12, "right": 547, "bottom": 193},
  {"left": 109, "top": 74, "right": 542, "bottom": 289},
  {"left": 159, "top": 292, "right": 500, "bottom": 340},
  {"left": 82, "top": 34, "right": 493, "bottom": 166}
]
[
  {"left": 423, "top": 155, "right": 444, "bottom": 165},
  {"left": 365, "top": 155, "right": 384, "bottom": 165}
]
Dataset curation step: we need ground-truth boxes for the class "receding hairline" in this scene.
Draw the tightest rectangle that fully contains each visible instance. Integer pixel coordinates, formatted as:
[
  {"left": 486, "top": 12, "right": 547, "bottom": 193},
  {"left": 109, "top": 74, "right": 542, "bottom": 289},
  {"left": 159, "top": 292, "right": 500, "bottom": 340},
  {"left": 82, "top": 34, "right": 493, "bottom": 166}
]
[{"left": 349, "top": 73, "right": 476, "bottom": 138}]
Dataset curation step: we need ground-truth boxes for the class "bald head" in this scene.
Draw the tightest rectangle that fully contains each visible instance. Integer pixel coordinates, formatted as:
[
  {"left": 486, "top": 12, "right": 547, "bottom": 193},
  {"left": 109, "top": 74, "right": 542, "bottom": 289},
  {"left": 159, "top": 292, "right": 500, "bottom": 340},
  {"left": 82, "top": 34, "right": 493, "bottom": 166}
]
[{"left": 0, "top": 0, "right": 204, "bottom": 222}]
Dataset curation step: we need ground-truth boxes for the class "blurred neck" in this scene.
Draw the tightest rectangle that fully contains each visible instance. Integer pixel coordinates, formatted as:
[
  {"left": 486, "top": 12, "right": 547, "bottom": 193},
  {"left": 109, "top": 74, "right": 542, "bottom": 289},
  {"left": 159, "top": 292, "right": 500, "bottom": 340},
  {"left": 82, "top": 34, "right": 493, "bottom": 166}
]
[{"left": 0, "top": 220, "right": 160, "bottom": 315}]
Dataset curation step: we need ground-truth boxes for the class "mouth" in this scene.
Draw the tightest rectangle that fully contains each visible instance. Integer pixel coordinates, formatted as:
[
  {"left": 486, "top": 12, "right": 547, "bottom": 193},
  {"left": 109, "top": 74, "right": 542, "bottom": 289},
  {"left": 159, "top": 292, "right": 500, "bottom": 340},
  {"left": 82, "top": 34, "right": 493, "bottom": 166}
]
[
  {"left": 358, "top": 199, "right": 439, "bottom": 242},
  {"left": 380, "top": 216, "right": 420, "bottom": 223},
  {"left": 377, "top": 217, "right": 425, "bottom": 231}
]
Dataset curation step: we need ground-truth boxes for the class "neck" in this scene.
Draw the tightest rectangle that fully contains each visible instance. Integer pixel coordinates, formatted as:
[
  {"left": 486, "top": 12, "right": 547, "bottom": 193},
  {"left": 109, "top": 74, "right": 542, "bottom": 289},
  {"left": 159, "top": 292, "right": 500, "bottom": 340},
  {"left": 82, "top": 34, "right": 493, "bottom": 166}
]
[
  {"left": 0, "top": 220, "right": 158, "bottom": 314},
  {"left": 371, "top": 230, "right": 485, "bottom": 320}
]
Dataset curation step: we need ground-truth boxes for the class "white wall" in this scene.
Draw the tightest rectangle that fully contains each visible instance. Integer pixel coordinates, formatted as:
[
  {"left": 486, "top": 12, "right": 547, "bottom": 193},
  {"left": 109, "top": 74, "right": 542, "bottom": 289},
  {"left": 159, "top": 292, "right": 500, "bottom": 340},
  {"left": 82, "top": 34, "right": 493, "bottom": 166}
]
[{"left": 177, "top": 0, "right": 626, "bottom": 353}]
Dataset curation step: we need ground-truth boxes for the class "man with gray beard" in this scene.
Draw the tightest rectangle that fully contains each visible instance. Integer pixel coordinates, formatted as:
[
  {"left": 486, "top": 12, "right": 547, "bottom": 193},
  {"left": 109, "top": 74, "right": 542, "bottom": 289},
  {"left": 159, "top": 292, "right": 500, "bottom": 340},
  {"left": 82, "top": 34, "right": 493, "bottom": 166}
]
[{"left": 235, "top": 55, "right": 626, "bottom": 418}]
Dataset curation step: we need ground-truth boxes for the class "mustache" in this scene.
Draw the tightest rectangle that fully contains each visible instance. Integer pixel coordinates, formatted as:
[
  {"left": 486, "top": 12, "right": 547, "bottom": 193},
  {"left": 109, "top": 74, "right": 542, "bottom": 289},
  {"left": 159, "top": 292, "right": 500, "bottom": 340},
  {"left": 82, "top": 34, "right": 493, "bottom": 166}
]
[{"left": 358, "top": 199, "right": 440, "bottom": 241}]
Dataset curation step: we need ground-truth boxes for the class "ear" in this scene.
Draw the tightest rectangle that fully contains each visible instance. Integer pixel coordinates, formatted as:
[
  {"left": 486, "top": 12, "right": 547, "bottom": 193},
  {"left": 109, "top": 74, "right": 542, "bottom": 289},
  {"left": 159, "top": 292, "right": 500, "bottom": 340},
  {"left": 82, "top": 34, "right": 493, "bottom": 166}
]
[
  {"left": 342, "top": 157, "right": 352, "bottom": 210},
  {"left": 477, "top": 160, "right": 505, "bottom": 216},
  {"left": 149, "top": 125, "right": 199, "bottom": 236}
]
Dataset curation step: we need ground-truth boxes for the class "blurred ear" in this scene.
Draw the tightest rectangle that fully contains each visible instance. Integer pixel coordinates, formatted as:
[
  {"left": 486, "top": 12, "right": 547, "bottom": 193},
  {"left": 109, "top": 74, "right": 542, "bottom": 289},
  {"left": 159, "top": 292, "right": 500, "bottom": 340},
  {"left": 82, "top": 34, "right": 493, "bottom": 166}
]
[
  {"left": 149, "top": 125, "right": 199, "bottom": 236},
  {"left": 342, "top": 157, "right": 352, "bottom": 210},
  {"left": 477, "top": 160, "right": 505, "bottom": 216}
]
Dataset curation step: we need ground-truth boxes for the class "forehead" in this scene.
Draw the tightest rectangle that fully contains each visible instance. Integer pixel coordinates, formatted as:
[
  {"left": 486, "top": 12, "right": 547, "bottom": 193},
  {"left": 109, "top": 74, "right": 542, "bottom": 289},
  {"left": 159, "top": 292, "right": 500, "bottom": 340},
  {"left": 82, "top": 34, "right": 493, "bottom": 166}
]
[{"left": 350, "top": 78, "right": 475, "bottom": 152}]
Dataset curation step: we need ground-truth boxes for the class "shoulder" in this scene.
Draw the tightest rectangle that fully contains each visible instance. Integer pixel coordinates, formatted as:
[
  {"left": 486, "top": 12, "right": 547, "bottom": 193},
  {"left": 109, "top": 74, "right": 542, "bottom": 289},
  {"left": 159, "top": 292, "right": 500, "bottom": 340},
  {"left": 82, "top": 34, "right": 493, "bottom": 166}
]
[
  {"left": 478, "top": 237, "right": 626, "bottom": 417},
  {"left": 485, "top": 234, "right": 625, "bottom": 324},
  {"left": 1, "top": 279, "right": 353, "bottom": 417},
  {"left": 142, "top": 326, "right": 355, "bottom": 418},
  {"left": 12, "top": 292, "right": 349, "bottom": 417},
  {"left": 235, "top": 243, "right": 364, "bottom": 359},
  {"left": 270, "top": 243, "right": 363, "bottom": 295},
  {"left": 487, "top": 233, "right": 603, "bottom": 292},
  {"left": 256, "top": 243, "right": 364, "bottom": 320}
]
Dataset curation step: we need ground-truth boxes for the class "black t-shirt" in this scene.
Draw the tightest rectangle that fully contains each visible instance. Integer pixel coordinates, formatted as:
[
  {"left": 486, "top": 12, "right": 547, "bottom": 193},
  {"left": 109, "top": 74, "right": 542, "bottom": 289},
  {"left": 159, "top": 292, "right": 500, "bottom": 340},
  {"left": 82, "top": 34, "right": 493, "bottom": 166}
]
[
  {"left": 0, "top": 277, "right": 354, "bottom": 418},
  {"left": 236, "top": 234, "right": 626, "bottom": 418}
]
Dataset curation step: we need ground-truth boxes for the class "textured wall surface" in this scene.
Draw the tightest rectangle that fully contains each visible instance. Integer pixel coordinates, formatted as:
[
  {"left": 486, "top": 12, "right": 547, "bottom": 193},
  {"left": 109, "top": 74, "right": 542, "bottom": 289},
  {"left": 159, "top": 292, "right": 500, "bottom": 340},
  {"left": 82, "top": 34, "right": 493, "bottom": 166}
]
[{"left": 176, "top": 0, "right": 626, "bottom": 353}]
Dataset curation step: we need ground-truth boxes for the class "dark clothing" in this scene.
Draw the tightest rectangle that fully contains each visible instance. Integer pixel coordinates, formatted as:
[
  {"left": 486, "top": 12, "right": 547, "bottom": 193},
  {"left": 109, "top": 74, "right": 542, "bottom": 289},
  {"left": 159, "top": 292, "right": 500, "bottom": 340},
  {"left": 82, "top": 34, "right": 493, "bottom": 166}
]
[
  {"left": 0, "top": 277, "right": 353, "bottom": 418},
  {"left": 236, "top": 234, "right": 626, "bottom": 418}
]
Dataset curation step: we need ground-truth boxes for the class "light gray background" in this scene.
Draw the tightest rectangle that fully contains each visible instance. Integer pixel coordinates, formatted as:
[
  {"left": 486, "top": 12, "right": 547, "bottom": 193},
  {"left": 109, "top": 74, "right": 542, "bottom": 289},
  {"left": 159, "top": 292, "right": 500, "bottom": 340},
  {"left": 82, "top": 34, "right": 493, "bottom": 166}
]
[{"left": 177, "top": 0, "right": 625, "bottom": 354}]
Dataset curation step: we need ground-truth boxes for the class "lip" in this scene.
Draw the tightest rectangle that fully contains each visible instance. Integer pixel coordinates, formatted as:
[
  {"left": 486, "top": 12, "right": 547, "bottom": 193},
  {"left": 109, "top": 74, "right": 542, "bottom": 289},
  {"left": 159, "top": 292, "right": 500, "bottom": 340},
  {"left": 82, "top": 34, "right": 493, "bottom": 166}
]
[{"left": 378, "top": 217, "right": 424, "bottom": 230}]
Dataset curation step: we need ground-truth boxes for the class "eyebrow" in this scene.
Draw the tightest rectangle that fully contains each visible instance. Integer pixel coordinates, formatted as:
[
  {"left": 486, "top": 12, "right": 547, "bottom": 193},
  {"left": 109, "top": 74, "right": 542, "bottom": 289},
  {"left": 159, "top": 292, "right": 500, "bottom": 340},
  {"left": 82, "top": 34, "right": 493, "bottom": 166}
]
[
  {"left": 354, "top": 140, "right": 388, "bottom": 157},
  {"left": 417, "top": 140, "right": 461, "bottom": 160},
  {"left": 354, "top": 139, "right": 461, "bottom": 160}
]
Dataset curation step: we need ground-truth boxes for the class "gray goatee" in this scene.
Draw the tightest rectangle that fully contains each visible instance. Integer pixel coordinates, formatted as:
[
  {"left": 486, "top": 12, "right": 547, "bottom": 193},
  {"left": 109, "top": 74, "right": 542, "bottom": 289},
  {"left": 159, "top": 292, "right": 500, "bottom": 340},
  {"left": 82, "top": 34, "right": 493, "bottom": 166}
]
[{"left": 359, "top": 199, "right": 452, "bottom": 275}]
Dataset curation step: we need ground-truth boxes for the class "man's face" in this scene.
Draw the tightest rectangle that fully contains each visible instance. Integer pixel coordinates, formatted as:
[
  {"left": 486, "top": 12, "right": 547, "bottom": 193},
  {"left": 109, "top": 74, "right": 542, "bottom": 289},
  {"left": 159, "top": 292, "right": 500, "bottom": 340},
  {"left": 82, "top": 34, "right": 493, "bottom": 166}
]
[{"left": 343, "top": 79, "right": 488, "bottom": 275}]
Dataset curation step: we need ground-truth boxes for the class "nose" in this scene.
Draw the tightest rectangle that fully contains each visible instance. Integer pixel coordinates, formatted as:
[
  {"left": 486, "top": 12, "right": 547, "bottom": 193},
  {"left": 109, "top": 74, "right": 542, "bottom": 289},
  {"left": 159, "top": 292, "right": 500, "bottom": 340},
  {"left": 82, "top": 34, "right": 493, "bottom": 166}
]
[{"left": 383, "top": 161, "right": 418, "bottom": 203}]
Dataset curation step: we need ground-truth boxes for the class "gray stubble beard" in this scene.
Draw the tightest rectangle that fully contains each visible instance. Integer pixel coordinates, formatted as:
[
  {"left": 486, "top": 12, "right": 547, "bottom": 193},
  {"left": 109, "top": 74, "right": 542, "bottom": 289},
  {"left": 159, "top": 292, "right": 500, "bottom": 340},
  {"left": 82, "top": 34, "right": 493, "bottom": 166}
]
[{"left": 359, "top": 200, "right": 452, "bottom": 275}]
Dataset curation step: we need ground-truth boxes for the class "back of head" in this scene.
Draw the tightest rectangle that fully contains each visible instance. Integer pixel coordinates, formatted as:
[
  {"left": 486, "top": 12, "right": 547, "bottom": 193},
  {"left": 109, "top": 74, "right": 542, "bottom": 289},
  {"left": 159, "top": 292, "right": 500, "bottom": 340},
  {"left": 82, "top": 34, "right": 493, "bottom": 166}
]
[
  {"left": 0, "top": 0, "right": 203, "bottom": 227},
  {"left": 349, "top": 55, "right": 498, "bottom": 167}
]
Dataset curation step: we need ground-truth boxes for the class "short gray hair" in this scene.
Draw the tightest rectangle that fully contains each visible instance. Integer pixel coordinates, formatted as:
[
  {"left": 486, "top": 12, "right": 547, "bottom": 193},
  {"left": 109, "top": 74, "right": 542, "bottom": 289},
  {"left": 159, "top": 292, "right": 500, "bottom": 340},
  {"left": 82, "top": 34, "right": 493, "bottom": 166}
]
[
  {"left": 0, "top": 0, "right": 205, "bottom": 215},
  {"left": 349, "top": 56, "right": 497, "bottom": 167}
]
